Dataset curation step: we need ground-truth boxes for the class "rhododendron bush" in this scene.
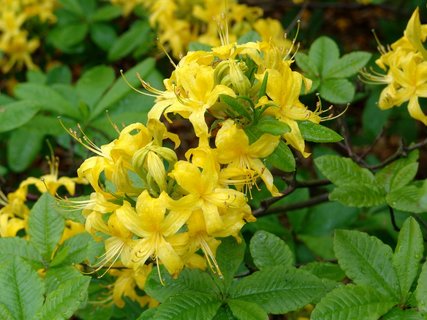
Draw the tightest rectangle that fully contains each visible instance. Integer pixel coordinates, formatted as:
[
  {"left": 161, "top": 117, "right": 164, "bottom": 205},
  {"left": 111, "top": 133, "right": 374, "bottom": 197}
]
[{"left": 0, "top": 1, "right": 426, "bottom": 319}]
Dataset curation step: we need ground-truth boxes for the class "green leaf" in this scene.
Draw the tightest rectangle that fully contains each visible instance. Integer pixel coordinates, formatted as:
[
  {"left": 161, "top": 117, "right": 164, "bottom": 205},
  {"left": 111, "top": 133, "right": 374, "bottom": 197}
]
[
  {"left": 48, "top": 24, "right": 88, "bottom": 51},
  {"left": 295, "top": 52, "right": 319, "bottom": 77},
  {"left": 0, "top": 101, "right": 40, "bottom": 132},
  {"left": 91, "top": 58, "right": 155, "bottom": 119},
  {"left": 216, "top": 237, "right": 246, "bottom": 287},
  {"left": 26, "top": 70, "right": 46, "bottom": 84},
  {"left": 266, "top": 140, "right": 296, "bottom": 172},
  {"left": 75, "top": 279, "right": 113, "bottom": 320},
  {"left": 152, "top": 292, "right": 221, "bottom": 320},
  {"left": 256, "top": 116, "right": 290, "bottom": 136},
  {"left": 7, "top": 127, "right": 44, "bottom": 172},
  {"left": 145, "top": 268, "right": 219, "bottom": 303},
  {"left": 0, "top": 303, "right": 14, "bottom": 320},
  {"left": 36, "top": 275, "right": 91, "bottom": 320},
  {"left": 330, "top": 183, "right": 385, "bottom": 207},
  {"left": 108, "top": 20, "right": 151, "bottom": 61},
  {"left": 14, "top": 83, "right": 79, "bottom": 118},
  {"left": 315, "top": 155, "right": 376, "bottom": 186},
  {"left": 323, "top": 52, "right": 372, "bottom": 78},
  {"left": 390, "top": 163, "right": 418, "bottom": 191},
  {"left": 188, "top": 42, "right": 212, "bottom": 51},
  {"left": 91, "top": 5, "right": 122, "bottom": 21},
  {"left": 230, "top": 266, "right": 329, "bottom": 314},
  {"left": 301, "top": 262, "right": 346, "bottom": 282},
  {"left": 386, "top": 185, "right": 425, "bottom": 213},
  {"left": 311, "top": 285, "right": 395, "bottom": 320},
  {"left": 300, "top": 201, "right": 358, "bottom": 236},
  {"left": 76, "top": 65, "right": 115, "bottom": 108},
  {"left": 23, "top": 115, "right": 66, "bottom": 135},
  {"left": 227, "top": 300, "right": 268, "bottom": 320},
  {"left": 0, "top": 93, "right": 15, "bottom": 104},
  {"left": 28, "top": 194, "right": 65, "bottom": 261},
  {"left": 257, "top": 72, "right": 268, "bottom": 99},
  {"left": 309, "top": 36, "right": 340, "bottom": 75},
  {"left": 298, "top": 121, "right": 343, "bottom": 143},
  {"left": 46, "top": 65, "right": 72, "bottom": 85},
  {"left": 362, "top": 87, "right": 391, "bottom": 137},
  {"left": 90, "top": 23, "right": 117, "bottom": 51},
  {"left": 220, "top": 94, "right": 252, "bottom": 120},
  {"left": 51, "top": 232, "right": 100, "bottom": 267},
  {"left": 136, "top": 308, "right": 158, "bottom": 320},
  {"left": 416, "top": 261, "right": 427, "bottom": 312},
  {"left": 45, "top": 266, "right": 83, "bottom": 294},
  {"left": 0, "top": 238, "right": 43, "bottom": 269},
  {"left": 381, "top": 307, "right": 424, "bottom": 320},
  {"left": 299, "top": 234, "right": 335, "bottom": 260},
  {"left": 212, "top": 305, "right": 237, "bottom": 320},
  {"left": 319, "top": 78, "right": 355, "bottom": 103},
  {"left": 250, "top": 230, "right": 294, "bottom": 269},
  {"left": 0, "top": 257, "right": 45, "bottom": 320},
  {"left": 375, "top": 151, "right": 419, "bottom": 192},
  {"left": 420, "top": 180, "right": 427, "bottom": 211},
  {"left": 58, "top": 0, "right": 84, "bottom": 15},
  {"left": 237, "top": 30, "right": 261, "bottom": 44},
  {"left": 393, "top": 217, "right": 423, "bottom": 301},
  {"left": 334, "top": 229, "right": 400, "bottom": 298}
]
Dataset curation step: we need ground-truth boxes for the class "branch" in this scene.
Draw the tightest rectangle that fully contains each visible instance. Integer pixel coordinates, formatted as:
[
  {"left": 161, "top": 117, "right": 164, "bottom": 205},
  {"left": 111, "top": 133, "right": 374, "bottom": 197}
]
[
  {"left": 366, "top": 137, "right": 427, "bottom": 170},
  {"left": 253, "top": 193, "right": 329, "bottom": 217},
  {"left": 337, "top": 116, "right": 367, "bottom": 166}
]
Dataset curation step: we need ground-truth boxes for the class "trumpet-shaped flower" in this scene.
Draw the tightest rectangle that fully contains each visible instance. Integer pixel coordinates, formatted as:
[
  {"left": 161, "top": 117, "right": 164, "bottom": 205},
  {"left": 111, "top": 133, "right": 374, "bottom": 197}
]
[
  {"left": 21, "top": 155, "right": 86, "bottom": 196},
  {"left": 263, "top": 67, "right": 320, "bottom": 157},
  {"left": 116, "top": 191, "right": 190, "bottom": 276},
  {"left": 109, "top": 265, "right": 158, "bottom": 308},
  {"left": 215, "top": 119, "right": 281, "bottom": 196},
  {"left": 170, "top": 154, "right": 247, "bottom": 234},
  {"left": 88, "top": 212, "right": 135, "bottom": 270},
  {"left": 385, "top": 58, "right": 427, "bottom": 125},
  {"left": 149, "top": 62, "right": 234, "bottom": 139}
]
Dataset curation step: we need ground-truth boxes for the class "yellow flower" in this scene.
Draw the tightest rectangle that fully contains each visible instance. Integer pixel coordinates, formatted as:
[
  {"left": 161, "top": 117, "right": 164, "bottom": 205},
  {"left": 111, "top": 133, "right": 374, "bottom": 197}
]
[
  {"left": 170, "top": 150, "right": 247, "bottom": 234},
  {"left": 404, "top": 7, "right": 427, "bottom": 61},
  {"left": 149, "top": 62, "right": 234, "bottom": 139},
  {"left": 215, "top": 119, "right": 281, "bottom": 196},
  {"left": 59, "top": 220, "right": 85, "bottom": 244},
  {"left": 21, "top": 155, "right": 85, "bottom": 196},
  {"left": 116, "top": 191, "right": 190, "bottom": 276},
  {"left": 386, "top": 57, "right": 427, "bottom": 125},
  {"left": 253, "top": 18, "right": 292, "bottom": 50},
  {"left": 109, "top": 265, "right": 158, "bottom": 308},
  {"left": 183, "top": 209, "right": 222, "bottom": 274},
  {"left": 0, "top": 213, "right": 25, "bottom": 237},
  {"left": 0, "top": 30, "right": 39, "bottom": 72},
  {"left": 263, "top": 67, "right": 320, "bottom": 157},
  {"left": 88, "top": 212, "right": 135, "bottom": 271}
]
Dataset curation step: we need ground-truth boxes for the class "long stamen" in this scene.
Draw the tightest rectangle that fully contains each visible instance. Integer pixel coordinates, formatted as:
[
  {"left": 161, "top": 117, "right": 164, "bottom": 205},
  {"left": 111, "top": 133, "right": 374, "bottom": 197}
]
[
  {"left": 92, "top": 240, "right": 125, "bottom": 277},
  {"left": 371, "top": 29, "right": 388, "bottom": 55},
  {"left": 59, "top": 117, "right": 107, "bottom": 158},
  {"left": 0, "top": 189, "right": 8, "bottom": 206},
  {"left": 199, "top": 236, "right": 222, "bottom": 278},
  {"left": 106, "top": 110, "right": 121, "bottom": 134},
  {"left": 120, "top": 70, "right": 157, "bottom": 97}
]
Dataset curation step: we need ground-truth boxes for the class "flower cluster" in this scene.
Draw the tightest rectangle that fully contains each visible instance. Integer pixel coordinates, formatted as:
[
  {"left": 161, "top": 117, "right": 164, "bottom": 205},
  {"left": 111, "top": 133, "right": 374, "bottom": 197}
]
[
  {"left": 0, "top": 155, "right": 85, "bottom": 241},
  {"left": 362, "top": 8, "right": 427, "bottom": 125},
  {"left": 112, "top": 0, "right": 291, "bottom": 59},
  {"left": 0, "top": 0, "right": 56, "bottom": 72},
  {"left": 72, "top": 35, "right": 324, "bottom": 308}
]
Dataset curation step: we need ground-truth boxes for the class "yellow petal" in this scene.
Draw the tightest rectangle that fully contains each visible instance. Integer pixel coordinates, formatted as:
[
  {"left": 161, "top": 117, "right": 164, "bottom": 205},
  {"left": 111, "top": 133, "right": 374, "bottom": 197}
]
[
  {"left": 116, "top": 201, "right": 150, "bottom": 238},
  {"left": 157, "top": 237, "right": 184, "bottom": 276},
  {"left": 407, "top": 96, "right": 427, "bottom": 125}
]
